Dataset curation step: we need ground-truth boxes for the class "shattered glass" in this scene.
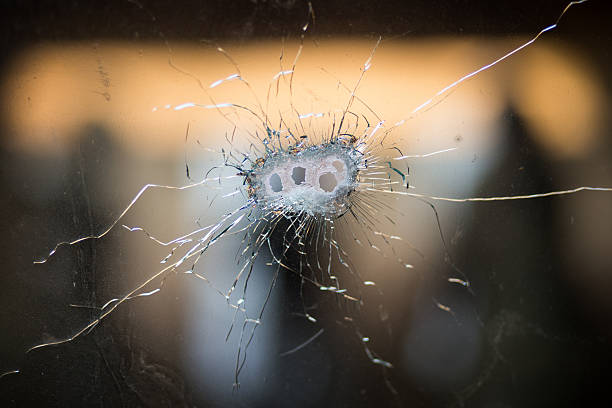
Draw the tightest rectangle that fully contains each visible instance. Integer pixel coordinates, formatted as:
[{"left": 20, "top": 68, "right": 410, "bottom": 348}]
[{"left": 1, "top": 1, "right": 612, "bottom": 407}]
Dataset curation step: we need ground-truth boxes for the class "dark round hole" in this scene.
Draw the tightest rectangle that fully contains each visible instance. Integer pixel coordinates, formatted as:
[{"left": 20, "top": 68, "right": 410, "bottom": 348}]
[
  {"left": 319, "top": 172, "right": 337, "bottom": 192},
  {"left": 269, "top": 173, "right": 283, "bottom": 192},
  {"left": 292, "top": 167, "right": 306, "bottom": 185}
]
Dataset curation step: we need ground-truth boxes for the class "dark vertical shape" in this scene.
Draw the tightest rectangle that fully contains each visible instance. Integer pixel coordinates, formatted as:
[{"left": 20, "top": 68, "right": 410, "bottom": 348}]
[{"left": 450, "top": 106, "right": 612, "bottom": 407}]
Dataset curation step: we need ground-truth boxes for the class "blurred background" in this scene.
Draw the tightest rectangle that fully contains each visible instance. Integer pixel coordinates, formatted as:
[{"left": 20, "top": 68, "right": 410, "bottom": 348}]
[{"left": 1, "top": 0, "right": 611, "bottom": 407}]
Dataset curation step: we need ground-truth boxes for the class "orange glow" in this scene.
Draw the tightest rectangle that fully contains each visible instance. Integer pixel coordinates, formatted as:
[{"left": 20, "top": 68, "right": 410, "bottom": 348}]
[{"left": 2, "top": 38, "right": 605, "bottom": 160}]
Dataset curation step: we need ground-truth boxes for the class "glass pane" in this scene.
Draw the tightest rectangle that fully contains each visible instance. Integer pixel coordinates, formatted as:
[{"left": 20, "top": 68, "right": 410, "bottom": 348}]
[{"left": 1, "top": 1, "right": 611, "bottom": 407}]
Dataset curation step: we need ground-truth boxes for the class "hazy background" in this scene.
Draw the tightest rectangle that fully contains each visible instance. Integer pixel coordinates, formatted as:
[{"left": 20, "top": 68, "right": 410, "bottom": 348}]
[{"left": 1, "top": 1, "right": 612, "bottom": 407}]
